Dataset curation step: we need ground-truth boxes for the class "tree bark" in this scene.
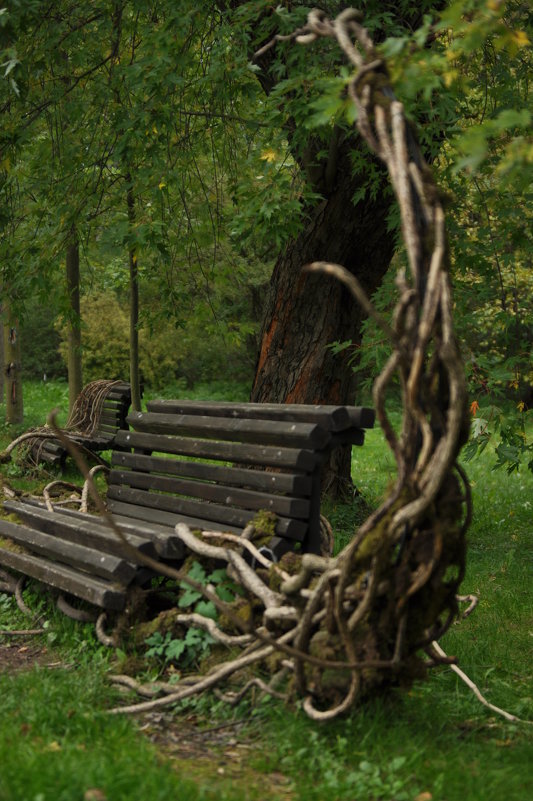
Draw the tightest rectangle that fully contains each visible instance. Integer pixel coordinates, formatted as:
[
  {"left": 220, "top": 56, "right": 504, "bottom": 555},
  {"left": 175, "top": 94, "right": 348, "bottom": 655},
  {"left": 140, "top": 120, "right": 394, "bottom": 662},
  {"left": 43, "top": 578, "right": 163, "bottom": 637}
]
[
  {"left": 3, "top": 305, "right": 23, "bottom": 425},
  {"left": 250, "top": 143, "right": 395, "bottom": 497},
  {"left": 245, "top": 1, "right": 447, "bottom": 497},
  {"left": 126, "top": 179, "right": 142, "bottom": 413},
  {"left": 66, "top": 232, "right": 83, "bottom": 414}
]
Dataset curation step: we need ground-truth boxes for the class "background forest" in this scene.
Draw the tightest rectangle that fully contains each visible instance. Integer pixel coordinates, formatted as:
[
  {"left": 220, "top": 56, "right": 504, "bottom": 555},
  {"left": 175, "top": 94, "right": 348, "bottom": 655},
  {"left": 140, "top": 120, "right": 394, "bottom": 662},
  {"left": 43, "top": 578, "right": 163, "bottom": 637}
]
[{"left": 0, "top": 0, "right": 531, "bottom": 472}]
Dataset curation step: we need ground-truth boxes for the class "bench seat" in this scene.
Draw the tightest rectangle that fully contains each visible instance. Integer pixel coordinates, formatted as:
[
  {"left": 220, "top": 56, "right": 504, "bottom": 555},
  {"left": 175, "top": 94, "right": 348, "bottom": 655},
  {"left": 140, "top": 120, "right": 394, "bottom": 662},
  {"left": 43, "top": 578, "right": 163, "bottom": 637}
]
[{"left": 0, "top": 400, "right": 374, "bottom": 610}]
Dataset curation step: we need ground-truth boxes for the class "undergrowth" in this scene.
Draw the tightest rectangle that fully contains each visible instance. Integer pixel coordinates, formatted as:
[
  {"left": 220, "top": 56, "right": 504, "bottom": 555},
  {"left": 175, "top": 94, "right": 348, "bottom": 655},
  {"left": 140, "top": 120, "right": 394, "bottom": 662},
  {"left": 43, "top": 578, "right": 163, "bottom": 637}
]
[{"left": 0, "top": 383, "right": 531, "bottom": 801}]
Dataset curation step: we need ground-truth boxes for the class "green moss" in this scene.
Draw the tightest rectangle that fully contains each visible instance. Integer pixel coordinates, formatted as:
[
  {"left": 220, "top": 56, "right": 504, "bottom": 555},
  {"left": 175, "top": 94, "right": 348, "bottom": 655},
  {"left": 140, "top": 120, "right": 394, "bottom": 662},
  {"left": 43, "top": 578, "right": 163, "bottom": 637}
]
[
  {"left": 219, "top": 597, "right": 253, "bottom": 633},
  {"left": 251, "top": 510, "right": 277, "bottom": 538},
  {"left": 131, "top": 608, "right": 178, "bottom": 645}
]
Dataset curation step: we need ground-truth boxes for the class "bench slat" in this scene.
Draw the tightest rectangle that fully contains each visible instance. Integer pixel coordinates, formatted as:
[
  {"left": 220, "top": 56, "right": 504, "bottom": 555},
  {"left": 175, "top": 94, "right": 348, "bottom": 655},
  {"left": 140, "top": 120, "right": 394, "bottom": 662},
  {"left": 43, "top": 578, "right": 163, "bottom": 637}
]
[
  {"left": 128, "top": 411, "right": 331, "bottom": 449},
  {"left": 147, "top": 400, "right": 375, "bottom": 431},
  {"left": 0, "top": 519, "right": 136, "bottom": 583},
  {"left": 114, "top": 430, "right": 319, "bottom": 471},
  {"left": 106, "top": 384, "right": 131, "bottom": 400},
  {"left": 3, "top": 501, "right": 156, "bottom": 561},
  {"left": 0, "top": 547, "right": 125, "bottom": 610},
  {"left": 106, "top": 499, "right": 245, "bottom": 540},
  {"left": 111, "top": 452, "right": 313, "bottom": 496},
  {"left": 109, "top": 469, "right": 310, "bottom": 519},
  {"left": 39, "top": 441, "right": 64, "bottom": 454},
  {"left": 106, "top": 485, "right": 307, "bottom": 541},
  {"left": 10, "top": 500, "right": 184, "bottom": 559},
  {"left": 100, "top": 412, "right": 121, "bottom": 424},
  {"left": 97, "top": 425, "right": 120, "bottom": 435}
]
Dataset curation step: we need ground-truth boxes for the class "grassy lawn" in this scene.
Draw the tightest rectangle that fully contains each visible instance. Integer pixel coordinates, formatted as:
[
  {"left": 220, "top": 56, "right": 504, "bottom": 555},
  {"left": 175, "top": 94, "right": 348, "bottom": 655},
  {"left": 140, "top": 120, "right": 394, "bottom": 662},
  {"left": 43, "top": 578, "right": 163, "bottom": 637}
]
[{"left": 0, "top": 381, "right": 531, "bottom": 801}]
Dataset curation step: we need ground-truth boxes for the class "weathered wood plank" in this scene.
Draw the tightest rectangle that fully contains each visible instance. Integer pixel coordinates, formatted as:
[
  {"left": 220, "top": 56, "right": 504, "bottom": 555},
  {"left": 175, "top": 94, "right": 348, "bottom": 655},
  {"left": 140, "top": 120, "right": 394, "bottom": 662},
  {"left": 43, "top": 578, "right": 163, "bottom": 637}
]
[
  {"left": 114, "top": 430, "right": 319, "bottom": 471},
  {"left": 147, "top": 400, "right": 375, "bottom": 431},
  {"left": 0, "top": 547, "right": 126, "bottom": 610},
  {"left": 109, "top": 469, "right": 311, "bottom": 519},
  {"left": 106, "top": 485, "right": 308, "bottom": 541},
  {"left": 13, "top": 500, "right": 184, "bottom": 559},
  {"left": 0, "top": 519, "right": 136, "bottom": 583},
  {"left": 127, "top": 411, "right": 331, "bottom": 449},
  {"left": 100, "top": 412, "right": 121, "bottom": 424},
  {"left": 106, "top": 384, "right": 131, "bottom": 400},
  {"left": 3, "top": 501, "right": 156, "bottom": 560},
  {"left": 111, "top": 451, "right": 313, "bottom": 496},
  {"left": 106, "top": 499, "right": 243, "bottom": 542}
]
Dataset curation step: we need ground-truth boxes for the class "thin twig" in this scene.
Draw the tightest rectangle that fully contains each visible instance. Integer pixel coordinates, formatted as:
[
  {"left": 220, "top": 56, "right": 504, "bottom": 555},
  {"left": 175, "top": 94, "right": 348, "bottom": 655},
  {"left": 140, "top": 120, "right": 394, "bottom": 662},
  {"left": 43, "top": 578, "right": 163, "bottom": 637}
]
[
  {"left": 0, "top": 628, "right": 44, "bottom": 636},
  {"left": 431, "top": 641, "right": 532, "bottom": 725}
]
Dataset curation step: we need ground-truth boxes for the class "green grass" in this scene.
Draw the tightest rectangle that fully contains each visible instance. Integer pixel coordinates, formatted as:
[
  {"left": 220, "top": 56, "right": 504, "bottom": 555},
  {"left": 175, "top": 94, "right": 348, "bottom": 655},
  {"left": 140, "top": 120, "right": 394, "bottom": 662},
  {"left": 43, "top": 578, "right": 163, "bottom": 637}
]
[
  {"left": 0, "top": 651, "right": 219, "bottom": 801},
  {"left": 255, "top": 419, "right": 532, "bottom": 801},
  {"left": 0, "top": 382, "right": 532, "bottom": 801}
]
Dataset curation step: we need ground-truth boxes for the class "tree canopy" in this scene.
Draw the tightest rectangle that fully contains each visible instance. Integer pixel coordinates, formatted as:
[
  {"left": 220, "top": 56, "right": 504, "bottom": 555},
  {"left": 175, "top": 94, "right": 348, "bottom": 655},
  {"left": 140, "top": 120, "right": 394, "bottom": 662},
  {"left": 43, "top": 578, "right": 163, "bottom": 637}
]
[{"left": 0, "top": 0, "right": 531, "bottom": 468}]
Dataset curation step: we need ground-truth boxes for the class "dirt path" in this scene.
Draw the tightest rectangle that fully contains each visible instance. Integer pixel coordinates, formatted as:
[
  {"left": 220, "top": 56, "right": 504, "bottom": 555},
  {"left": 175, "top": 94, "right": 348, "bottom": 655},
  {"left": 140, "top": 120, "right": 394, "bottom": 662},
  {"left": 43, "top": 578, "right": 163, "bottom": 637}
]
[
  {"left": 139, "top": 710, "right": 294, "bottom": 799},
  {"left": 0, "top": 635, "right": 295, "bottom": 800},
  {"left": 0, "top": 637, "right": 53, "bottom": 672}
]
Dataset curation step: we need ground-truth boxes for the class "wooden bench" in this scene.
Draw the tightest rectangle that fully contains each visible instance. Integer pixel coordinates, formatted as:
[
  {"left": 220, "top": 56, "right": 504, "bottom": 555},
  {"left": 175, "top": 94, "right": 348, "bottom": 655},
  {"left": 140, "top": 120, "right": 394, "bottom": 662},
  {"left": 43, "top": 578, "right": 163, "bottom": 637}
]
[
  {"left": 30, "top": 380, "right": 132, "bottom": 466},
  {"left": 0, "top": 401, "right": 374, "bottom": 611}
]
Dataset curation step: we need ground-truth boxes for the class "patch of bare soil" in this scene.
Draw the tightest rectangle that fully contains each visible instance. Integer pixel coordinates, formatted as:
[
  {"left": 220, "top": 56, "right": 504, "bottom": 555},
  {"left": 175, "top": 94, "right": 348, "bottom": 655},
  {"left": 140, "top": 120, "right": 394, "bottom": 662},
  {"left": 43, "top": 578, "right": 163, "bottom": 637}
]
[
  {"left": 136, "top": 710, "right": 295, "bottom": 800},
  {"left": 0, "top": 637, "right": 52, "bottom": 672}
]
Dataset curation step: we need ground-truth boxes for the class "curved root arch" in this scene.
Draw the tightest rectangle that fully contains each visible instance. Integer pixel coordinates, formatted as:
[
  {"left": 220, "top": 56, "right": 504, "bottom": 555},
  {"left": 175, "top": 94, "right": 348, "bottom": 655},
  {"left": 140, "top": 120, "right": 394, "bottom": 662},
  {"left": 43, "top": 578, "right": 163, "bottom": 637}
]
[{"left": 250, "top": 8, "right": 470, "bottom": 716}]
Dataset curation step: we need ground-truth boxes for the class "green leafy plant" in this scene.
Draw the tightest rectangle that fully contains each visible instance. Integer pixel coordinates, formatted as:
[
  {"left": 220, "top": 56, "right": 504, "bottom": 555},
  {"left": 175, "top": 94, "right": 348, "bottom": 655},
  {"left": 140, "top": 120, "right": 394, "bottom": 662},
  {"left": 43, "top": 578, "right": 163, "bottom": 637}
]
[
  {"left": 280, "top": 730, "right": 415, "bottom": 800},
  {"left": 464, "top": 403, "right": 533, "bottom": 474},
  {"left": 144, "top": 561, "right": 241, "bottom": 668}
]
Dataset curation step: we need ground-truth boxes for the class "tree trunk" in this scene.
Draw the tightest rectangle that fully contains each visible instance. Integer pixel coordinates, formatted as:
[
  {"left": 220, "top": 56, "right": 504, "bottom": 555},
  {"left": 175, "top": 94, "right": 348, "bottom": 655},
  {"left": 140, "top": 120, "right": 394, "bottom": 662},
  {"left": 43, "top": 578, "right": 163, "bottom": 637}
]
[
  {"left": 3, "top": 306, "right": 23, "bottom": 425},
  {"left": 127, "top": 180, "right": 142, "bottom": 412},
  {"left": 239, "top": 0, "right": 447, "bottom": 498},
  {"left": 251, "top": 144, "right": 395, "bottom": 497},
  {"left": 66, "top": 232, "right": 83, "bottom": 414},
  {"left": 0, "top": 314, "right": 4, "bottom": 404}
]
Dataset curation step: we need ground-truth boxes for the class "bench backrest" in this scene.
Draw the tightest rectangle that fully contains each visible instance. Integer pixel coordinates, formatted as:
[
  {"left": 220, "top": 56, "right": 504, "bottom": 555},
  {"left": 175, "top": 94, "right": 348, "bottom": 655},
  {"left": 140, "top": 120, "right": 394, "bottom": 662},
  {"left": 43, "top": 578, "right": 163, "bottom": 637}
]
[
  {"left": 94, "top": 381, "right": 132, "bottom": 442},
  {"left": 110, "top": 400, "right": 374, "bottom": 554}
]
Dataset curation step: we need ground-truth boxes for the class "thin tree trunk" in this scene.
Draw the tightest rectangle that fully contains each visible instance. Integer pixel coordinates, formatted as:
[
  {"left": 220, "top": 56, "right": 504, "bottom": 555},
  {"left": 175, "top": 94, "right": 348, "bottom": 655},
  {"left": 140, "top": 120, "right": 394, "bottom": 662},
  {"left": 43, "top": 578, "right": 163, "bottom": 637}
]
[
  {"left": 0, "top": 314, "right": 4, "bottom": 404},
  {"left": 66, "top": 232, "right": 83, "bottom": 414},
  {"left": 3, "top": 305, "right": 23, "bottom": 424},
  {"left": 126, "top": 179, "right": 142, "bottom": 412}
]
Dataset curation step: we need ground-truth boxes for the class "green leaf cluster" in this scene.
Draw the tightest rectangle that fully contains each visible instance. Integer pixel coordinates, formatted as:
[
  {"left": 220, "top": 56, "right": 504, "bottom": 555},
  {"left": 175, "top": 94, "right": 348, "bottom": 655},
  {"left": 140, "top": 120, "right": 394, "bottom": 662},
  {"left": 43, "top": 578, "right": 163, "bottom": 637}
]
[{"left": 145, "top": 560, "right": 240, "bottom": 668}]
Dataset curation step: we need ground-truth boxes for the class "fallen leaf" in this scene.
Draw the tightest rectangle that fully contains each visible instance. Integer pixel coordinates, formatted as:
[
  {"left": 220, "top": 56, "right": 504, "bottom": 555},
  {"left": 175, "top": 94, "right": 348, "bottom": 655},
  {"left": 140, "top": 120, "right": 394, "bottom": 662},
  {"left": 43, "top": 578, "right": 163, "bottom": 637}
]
[
  {"left": 46, "top": 741, "right": 61, "bottom": 752},
  {"left": 84, "top": 790, "right": 108, "bottom": 801}
]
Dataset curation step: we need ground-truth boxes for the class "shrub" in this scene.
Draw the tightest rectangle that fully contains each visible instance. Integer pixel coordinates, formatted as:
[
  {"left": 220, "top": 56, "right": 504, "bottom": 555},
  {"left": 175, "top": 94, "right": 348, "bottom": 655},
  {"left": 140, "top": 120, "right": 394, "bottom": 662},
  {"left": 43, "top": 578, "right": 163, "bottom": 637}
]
[{"left": 56, "top": 292, "right": 255, "bottom": 390}]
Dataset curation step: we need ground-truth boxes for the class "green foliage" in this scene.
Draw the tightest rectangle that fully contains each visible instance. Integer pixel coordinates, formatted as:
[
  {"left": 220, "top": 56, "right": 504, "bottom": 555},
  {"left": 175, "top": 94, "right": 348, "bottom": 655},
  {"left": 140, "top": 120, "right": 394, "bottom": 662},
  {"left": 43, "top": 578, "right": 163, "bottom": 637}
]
[
  {"left": 463, "top": 404, "right": 533, "bottom": 473},
  {"left": 229, "top": 143, "right": 315, "bottom": 255},
  {"left": 0, "top": 664, "right": 207, "bottom": 801},
  {"left": 0, "top": 0, "right": 270, "bottom": 403},
  {"left": 19, "top": 301, "right": 66, "bottom": 380},
  {"left": 324, "top": 0, "right": 533, "bottom": 472},
  {"left": 280, "top": 731, "right": 412, "bottom": 800},
  {"left": 145, "top": 561, "right": 240, "bottom": 668},
  {"left": 144, "top": 628, "right": 213, "bottom": 666},
  {"left": 55, "top": 289, "right": 256, "bottom": 391}
]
